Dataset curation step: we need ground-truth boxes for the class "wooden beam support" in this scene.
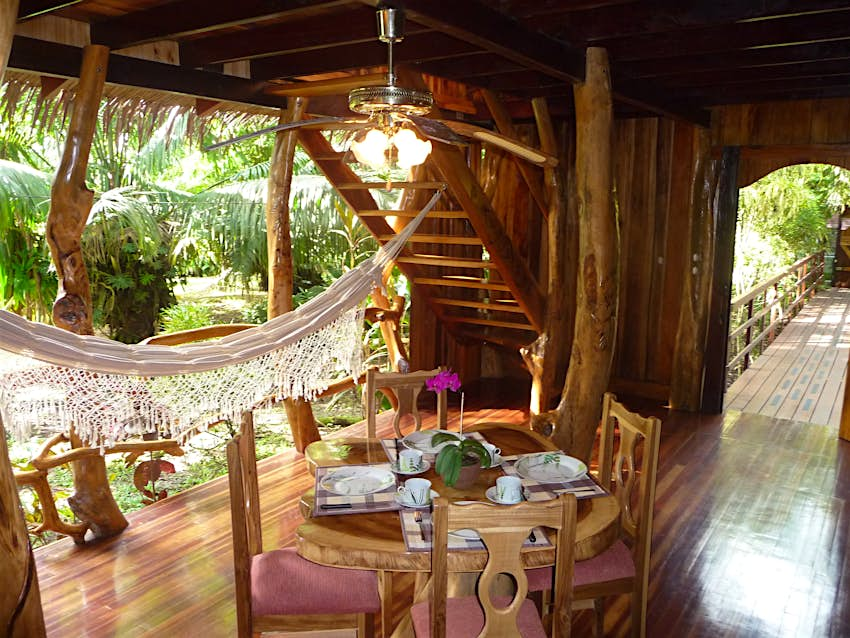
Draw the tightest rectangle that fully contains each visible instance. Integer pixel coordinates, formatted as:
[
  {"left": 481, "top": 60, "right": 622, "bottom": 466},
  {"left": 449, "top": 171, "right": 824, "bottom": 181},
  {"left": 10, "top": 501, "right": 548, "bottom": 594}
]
[
  {"left": 537, "top": 48, "right": 618, "bottom": 463},
  {"left": 701, "top": 147, "right": 741, "bottom": 413},
  {"left": 481, "top": 89, "right": 549, "bottom": 219},
  {"left": 17, "top": 0, "right": 81, "bottom": 21},
  {"left": 8, "top": 36, "right": 289, "bottom": 110},
  {"left": 670, "top": 129, "right": 718, "bottom": 411}
]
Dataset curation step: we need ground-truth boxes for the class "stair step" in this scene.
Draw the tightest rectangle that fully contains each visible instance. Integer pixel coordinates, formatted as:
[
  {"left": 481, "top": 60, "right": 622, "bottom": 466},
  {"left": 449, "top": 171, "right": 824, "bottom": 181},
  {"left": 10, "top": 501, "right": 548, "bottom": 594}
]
[
  {"left": 337, "top": 181, "right": 446, "bottom": 190},
  {"left": 444, "top": 316, "right": 535, "bottom": 331},
  {"left": 359, "top": 209, "right": 468, "bottom": 219},
  {"left": 431, "top": 297, "right": 524, "bottom": 313},
  {"left": 381, "top": 234, "right": 483, "bottom": 246},
  {"left": 455, "top": 326, "right": 533, "bottom": 349},
  {"left": 414, "top": 277, "right": 511, "bottom": 291},
  {"left": 396, "top": 255, "right": 493, "bottom": 268}
]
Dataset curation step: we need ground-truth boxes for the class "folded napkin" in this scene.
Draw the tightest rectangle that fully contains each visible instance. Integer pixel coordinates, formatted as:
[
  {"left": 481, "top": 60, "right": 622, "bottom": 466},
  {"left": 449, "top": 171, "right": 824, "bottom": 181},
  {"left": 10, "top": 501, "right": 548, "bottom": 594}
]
[
  {"left": 500, "top": 453, "right": 608, "bottom": 501},
  {"left": 381, "top": 430, "right": 488, "bottom": 463},
  {"left": 400, "top": 508, "right": 551, "bottom": 552},
  {"left": 313, "top": 463, "right": 401, "bottom": 517}
]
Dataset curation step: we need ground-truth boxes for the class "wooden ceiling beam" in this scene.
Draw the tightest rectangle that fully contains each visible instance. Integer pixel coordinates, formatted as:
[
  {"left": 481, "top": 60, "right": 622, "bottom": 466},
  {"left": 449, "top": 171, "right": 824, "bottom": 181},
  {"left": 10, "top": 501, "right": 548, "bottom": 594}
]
[
  {"left": 179, "top": 8, "right": 389, "bottom": 67},
  {"left": 251, "top": 31, "right": 476, "bottom": 80},
  {"left": 17, "top": 0, "right": 83, "bottom": 22},
  {"left": 90, "top": 0, "right": 350, "bottom": 50},
  {"left": 659, "top": 59, "right": 850, "bottom": 89},
  {"left": 8, "top": 36, "right": 289, "bottom": 109},
  {"left": 619, "top": 39, "right": 850, "bottom": 80},
  {"left": 600, "top": 9, "right": 850, "bottom": 61},
  {"left": 419, "top": 54, "right": 524, "bottom": 80},
  {"left": 359, "top": 1, "right": 709, "bottom": 126},
  {"left": 680, "top": 75, "right": 850, "bottom": 104}
]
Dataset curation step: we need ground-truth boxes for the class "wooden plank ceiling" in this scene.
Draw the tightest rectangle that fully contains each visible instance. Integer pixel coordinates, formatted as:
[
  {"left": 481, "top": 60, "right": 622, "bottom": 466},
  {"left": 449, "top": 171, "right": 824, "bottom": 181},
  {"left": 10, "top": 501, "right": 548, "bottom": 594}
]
[{"left": 12, "top": 1, "right": 850, "bottom": 125}]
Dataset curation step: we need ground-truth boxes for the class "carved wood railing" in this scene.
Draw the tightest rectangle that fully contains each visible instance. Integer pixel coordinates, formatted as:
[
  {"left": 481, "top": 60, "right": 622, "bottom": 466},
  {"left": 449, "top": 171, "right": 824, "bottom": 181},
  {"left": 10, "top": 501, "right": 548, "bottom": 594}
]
[{"left": 726, "top": 251, "right": 824, "bottom": 383}]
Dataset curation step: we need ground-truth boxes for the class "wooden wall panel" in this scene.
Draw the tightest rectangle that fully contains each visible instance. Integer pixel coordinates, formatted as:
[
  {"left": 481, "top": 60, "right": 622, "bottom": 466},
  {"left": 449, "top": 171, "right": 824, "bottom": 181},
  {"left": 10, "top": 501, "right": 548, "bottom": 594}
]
[
  {"left": 612, "top": 118, "right": 700, "bottom": 394},
  {"left": 713, "top": 98, "right": 850, "bottom": 146}
]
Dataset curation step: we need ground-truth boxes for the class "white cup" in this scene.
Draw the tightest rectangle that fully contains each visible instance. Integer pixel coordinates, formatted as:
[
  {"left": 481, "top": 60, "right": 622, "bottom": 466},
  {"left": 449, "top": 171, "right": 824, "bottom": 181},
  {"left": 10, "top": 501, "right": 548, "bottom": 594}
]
[
  {"left": 398, "top": 448, "right": 423, "bottom": 473},
  {"left": 482, "top": 443, "right": 501, "bottom": 465},
  {"left": 496, "top": 475, "right": 523, "bottom": 504},
  {"left": 398, "top": 478, "right": 432, "bottom": 506}
]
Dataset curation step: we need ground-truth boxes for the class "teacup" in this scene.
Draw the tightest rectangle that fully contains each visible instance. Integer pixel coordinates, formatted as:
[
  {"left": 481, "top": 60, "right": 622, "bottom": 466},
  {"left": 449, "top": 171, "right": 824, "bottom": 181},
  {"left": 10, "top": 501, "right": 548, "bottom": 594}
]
[
  {"left": 398, "top": 448, "right": 423, "bottom": 473},
  {"left": 495, "top": 475, "right": 523, "bottom": 504},
  {"left": 482, "top": 442, "right": 501, "bottom": 465},
  {"left": 397, "top": 477, "right": 432, "bottom": 506}
]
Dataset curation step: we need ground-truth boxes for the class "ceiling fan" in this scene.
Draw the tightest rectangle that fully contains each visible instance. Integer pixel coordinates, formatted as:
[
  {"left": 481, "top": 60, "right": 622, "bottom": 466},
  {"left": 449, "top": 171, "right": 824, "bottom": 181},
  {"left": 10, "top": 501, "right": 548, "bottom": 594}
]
[{"left": 205, "top": 7, "right": 557, "bottom": 169}]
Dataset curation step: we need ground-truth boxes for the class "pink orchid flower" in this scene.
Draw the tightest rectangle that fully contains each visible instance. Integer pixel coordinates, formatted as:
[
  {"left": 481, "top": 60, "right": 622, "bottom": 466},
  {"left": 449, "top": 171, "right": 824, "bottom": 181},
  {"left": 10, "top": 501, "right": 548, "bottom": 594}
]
[{"left": 426, "top": 369, "right": 461, "bottom": 393}]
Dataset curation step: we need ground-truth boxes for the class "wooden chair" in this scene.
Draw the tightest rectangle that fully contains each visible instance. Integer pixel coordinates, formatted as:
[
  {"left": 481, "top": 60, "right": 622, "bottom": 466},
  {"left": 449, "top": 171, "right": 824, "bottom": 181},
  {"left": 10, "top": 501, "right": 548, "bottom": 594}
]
[
  {"left": 226, "top": 411, "right": 380, "bottom": 637},
  {"left": 410, "top": 494, "right": 577, "bottom": 638},
  {"left": 365, "top": 367, "right": 448, "bottom": 438},
  {"left": 528, "top": 392, "right": 661, "bottom": 638}
]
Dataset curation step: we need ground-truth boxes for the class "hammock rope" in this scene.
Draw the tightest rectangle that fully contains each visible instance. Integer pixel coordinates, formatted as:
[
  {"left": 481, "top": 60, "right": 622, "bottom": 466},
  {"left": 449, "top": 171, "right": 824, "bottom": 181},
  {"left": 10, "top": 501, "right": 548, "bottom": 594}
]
[{"left": 0, "top": 189, "right": 444, "bottom": 445}]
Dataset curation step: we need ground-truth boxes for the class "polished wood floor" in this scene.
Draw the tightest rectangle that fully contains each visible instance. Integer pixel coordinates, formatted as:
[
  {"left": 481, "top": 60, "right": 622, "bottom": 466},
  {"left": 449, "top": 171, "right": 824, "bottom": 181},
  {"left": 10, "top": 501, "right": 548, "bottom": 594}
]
[
  {"left": 33, "top": 385, "right": 850, "bottom": 637},
  {"left": 725, "top": 287, "right": 850, "bottom": 428}
]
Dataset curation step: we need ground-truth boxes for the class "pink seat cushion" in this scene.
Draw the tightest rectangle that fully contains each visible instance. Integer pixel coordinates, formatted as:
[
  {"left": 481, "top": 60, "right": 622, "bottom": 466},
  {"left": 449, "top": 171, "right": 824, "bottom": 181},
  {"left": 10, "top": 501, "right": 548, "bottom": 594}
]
[
  {"left": 410, "top": 596, "right": 546, "bottom": 638},
  {"left": 251, "top": 548, "right": 380, "bottom": 616},
  {"left": 526, "top": 539, "right": 636, "bottom": 592}
]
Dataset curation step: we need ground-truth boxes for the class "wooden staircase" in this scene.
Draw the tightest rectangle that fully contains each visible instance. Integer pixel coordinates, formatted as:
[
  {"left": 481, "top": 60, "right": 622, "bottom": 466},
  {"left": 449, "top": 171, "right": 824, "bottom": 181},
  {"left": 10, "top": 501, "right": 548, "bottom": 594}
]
[{"left": 297, "top": 128, "right": 545, "bottom": 351}]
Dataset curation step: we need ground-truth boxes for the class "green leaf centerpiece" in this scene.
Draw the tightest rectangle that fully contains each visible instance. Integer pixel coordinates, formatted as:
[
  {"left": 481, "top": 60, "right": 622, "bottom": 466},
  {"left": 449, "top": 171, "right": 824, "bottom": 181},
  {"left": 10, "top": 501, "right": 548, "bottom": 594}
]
[{"left": 431, "top": 432, "right": 491, "bottom": 487}]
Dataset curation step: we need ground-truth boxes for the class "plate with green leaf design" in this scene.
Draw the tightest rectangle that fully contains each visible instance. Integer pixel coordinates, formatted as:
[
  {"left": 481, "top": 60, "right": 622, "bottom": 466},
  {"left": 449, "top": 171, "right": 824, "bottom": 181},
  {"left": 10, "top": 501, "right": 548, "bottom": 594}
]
[{"left": 515, "top": 452, "right": 587, "bottom": 482}]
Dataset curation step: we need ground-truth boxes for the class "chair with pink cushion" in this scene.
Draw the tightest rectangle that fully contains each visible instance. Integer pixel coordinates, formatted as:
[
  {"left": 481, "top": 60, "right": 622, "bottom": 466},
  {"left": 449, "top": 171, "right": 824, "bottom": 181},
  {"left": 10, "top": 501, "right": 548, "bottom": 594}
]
[
  {"left": 410, "top": 494, "right": 577, "bottom": 638},
  {"left": 527, "top": 392, "right": 661, "bottom": 638},
  {"left": 226, "top": 410, "right": 381, "bottom": 637}
]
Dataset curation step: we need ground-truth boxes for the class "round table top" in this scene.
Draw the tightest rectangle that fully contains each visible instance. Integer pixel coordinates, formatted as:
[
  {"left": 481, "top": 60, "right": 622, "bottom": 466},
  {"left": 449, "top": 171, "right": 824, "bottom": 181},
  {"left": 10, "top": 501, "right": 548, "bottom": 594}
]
[{"left": 296, "top": 422, "right": 621, "bottom": 571}]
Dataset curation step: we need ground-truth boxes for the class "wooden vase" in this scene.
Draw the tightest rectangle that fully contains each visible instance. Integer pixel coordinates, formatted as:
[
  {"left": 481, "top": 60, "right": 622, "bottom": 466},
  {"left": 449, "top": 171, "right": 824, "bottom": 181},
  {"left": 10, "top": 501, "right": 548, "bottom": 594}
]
[{"left": 453, "top": 461, "right": 482, "bottom": 490}]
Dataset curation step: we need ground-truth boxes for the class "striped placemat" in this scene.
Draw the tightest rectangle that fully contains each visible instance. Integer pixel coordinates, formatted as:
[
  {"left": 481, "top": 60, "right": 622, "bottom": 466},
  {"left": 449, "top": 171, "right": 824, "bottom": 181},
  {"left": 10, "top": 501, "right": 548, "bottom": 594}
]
[
  {"left": 400, "top": 508, "right": 551, "bottom": 552},
  {"left": 500, "top": 454, "right": 608, "bottom": 500},
  {"left": 313, "top": 463, "right": 401, "bottom": 517}
]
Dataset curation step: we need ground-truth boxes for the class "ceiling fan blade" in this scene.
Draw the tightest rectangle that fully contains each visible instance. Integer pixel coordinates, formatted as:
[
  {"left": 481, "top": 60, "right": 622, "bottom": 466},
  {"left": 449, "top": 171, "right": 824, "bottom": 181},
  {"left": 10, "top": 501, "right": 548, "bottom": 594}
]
[
  {"left": 435, "top": 120, "right": 559, "bottom": 168},
  {"left": 204, "top": 116, "right": 366, "bottom": 152},
  {"left": 408, "top": 116, "right": 468, "bottom": 145}
]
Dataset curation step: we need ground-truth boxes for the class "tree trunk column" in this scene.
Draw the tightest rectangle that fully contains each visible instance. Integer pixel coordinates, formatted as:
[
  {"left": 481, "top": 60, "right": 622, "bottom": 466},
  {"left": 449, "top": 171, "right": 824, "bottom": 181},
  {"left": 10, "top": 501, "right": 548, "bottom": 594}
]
[
  {"left": 534, "top": 48, "right": 619, "bottom": 463},
  {"left": 265, "top": 98, "right": 321, "bottom": 452},
  {"left": 670, "top": 129, "right": 717, "bottom": 410},
  {"left": 46, "top": 45, "right": 108, "bottom": 335}
]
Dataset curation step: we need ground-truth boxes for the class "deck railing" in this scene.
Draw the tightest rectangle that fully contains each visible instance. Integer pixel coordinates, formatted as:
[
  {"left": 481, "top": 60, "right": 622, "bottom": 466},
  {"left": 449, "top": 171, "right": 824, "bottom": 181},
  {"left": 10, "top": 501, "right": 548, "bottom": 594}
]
[{"left": 726, "top": 252, "right": 825, "bottom": 385}]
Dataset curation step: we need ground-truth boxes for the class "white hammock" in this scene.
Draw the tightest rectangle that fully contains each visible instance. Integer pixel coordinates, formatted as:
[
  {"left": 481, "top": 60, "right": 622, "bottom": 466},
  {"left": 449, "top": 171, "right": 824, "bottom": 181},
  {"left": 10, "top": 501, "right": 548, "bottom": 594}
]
[{"left": 0, "top": 189, "right": 443, "bottom": 445}]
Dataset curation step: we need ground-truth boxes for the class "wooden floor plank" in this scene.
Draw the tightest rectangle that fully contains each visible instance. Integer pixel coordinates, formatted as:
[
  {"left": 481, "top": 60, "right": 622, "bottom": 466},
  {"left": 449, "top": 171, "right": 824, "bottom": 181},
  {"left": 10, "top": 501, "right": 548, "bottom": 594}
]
[
  {"left": 31, "top": 385, "right": 850, "bottom": 637},
  {"left": 726, "top": 288, "right": 850, "bottom": 428}
]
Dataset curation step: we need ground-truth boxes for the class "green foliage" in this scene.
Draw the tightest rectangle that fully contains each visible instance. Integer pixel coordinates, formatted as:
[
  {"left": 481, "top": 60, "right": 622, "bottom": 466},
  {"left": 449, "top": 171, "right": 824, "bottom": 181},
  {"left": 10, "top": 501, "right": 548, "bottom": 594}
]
[
  {"left": 240, "top": 299, "right": 268, "bottom": 324},
  {"left": 735, "top": 164, "right": 850, "bottom": 295},
  {"left": 159, "top": 301, "right": 214, "bottom": 332},
  {"left": 432, "top": 433, "right": 491, "bottom": 487}
]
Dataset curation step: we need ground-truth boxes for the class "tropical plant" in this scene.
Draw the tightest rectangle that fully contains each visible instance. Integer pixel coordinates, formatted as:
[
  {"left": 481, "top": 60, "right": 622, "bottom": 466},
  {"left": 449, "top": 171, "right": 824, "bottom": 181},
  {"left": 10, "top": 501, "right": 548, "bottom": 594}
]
[
  {"left": 159, "top": 301, "right": 214, "bottom": 333},
  {"left": 432, "top": 433, "right": 491, "bottom": 487}
]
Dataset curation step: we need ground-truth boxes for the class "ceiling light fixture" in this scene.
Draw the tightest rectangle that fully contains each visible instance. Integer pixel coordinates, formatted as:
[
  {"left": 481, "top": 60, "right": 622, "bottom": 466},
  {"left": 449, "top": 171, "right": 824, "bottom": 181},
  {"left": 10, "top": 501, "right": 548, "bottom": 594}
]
[{"left": 348, "top": 8, "right": 433, "bottom": 170}]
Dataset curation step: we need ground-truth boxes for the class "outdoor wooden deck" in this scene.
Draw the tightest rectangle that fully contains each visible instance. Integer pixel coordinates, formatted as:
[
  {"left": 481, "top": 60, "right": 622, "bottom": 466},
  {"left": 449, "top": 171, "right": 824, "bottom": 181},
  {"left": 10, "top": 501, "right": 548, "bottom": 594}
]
[
  {"left": 725, "top": 287, "right": 850, "bottom": 428},
  {"left": 32, "top": 387, "right": 850, "bottom": 637}
]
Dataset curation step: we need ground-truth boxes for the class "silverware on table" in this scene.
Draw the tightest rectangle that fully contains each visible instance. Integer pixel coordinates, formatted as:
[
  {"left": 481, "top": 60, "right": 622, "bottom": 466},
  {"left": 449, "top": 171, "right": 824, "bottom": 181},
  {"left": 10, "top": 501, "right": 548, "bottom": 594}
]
[
  {"left": 414, "top": 510, "right": 429, "bottom": 542},
  {"left": 528, "top": 529, "right": 537, "bottom": 543},
  {"left": 320, "top": 503, "right": 353, "bottom": 510}
]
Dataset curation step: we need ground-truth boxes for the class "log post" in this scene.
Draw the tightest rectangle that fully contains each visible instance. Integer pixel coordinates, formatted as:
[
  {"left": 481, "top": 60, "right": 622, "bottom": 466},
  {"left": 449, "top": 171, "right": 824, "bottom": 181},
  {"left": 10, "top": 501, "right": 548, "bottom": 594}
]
[
  {"left": 0, "top": 8, "right": 47, "bottom": 635},
  {"left": 265, "top": 98, "right": 320, "bottom": 452},
  {"left": 522, "top": 98, "right": 575, "bottom": 413},
  {"left": 46, "top": 45, "right": 108, "bottom": 335},
  {"left": 45, "top": 45, "right": 128, "bottom": 539},
  {"left": 670, "top": 129, "right": 718, "bottom": 410},
  {"left": 533, "top": 48, "right": 618, "bottom": 463}
]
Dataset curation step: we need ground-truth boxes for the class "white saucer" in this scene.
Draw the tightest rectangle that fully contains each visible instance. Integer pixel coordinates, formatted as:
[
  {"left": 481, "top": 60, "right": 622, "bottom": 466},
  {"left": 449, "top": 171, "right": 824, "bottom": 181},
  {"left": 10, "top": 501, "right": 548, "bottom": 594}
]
[
  {"left": 390, "top": 459, "right": 431, "bottom": 476},
  {"left": 395, "top": 489, "right": 439, "bottom": 509},
  {"left": 448, "top": 528, "right": 481, "bottom": 540},
  {"left": 485, "top": 486, "right": 523, "bottom": 505}
]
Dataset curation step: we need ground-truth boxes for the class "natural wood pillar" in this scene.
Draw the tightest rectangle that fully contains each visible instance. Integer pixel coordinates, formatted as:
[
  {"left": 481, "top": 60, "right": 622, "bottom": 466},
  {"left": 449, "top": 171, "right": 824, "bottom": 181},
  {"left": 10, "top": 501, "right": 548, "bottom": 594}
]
[
  {"left": 265, "top": 98, "right": 320, "bottom": 452},
  {"left": 701, "top": 147, "right": 741, "bottom": 413},
  {"left": 670, "top": 129, "right": 718, "bottom": 410},
  {"left": 0, "top": 4, "right": 47, "bottom": 634},
  {"left": 533, "top": 48, "right": 618, "bottom": 463},
  {"left": 46, "top": 45, "right": 108, "bottom": 335},
  {"left": 523, "top": 98, "right": 575, "bottom": 413}
]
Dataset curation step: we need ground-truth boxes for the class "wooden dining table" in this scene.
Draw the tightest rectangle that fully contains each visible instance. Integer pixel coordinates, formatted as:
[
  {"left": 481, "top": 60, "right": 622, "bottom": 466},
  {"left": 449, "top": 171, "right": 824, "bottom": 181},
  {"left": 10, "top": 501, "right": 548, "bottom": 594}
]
[{"left": 296, "top": 421, "right": 621, "bottom": 635}]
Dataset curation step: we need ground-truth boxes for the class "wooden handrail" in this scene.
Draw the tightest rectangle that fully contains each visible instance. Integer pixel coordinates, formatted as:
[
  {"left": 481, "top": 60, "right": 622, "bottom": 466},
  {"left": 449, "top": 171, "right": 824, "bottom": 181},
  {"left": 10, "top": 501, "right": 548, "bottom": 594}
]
[{"left": 726, "top": 251, "right": 824, "bottom": 381}]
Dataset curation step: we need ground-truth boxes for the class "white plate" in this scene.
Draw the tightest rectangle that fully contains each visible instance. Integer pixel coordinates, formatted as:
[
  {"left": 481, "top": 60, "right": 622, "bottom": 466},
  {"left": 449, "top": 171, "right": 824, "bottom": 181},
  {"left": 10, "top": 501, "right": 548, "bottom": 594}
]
[
  {"left": 319, "top": 466, "right": 395, "bottom": 496},
  {"left": 395, "top": 489, "right": 439, "bottom": 509},
  {"left": 390, "top": 459, "right": 431, "bottom": 475},
  {"left": 448, "top": 528, "right": 481, "bottom": 541},
  {"left": 485, "top": 486, "right": 523, "bottom": 505},
  {"left": 515, "top": 452, "right": 587, "bottom": 482},
  {"left": 402, "top": 429, "right": 462, "bottom": 454}
]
